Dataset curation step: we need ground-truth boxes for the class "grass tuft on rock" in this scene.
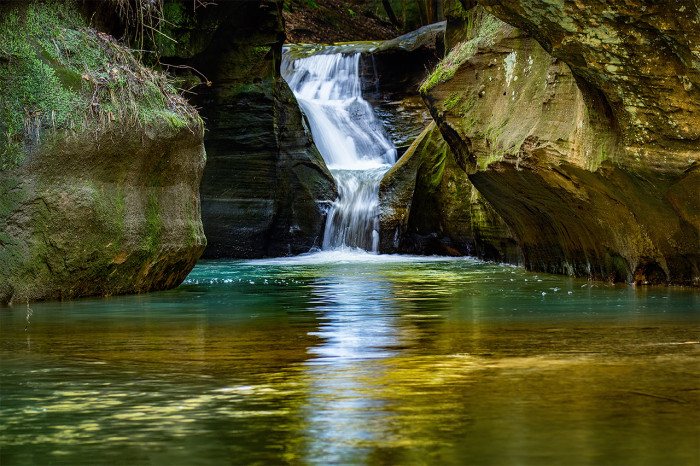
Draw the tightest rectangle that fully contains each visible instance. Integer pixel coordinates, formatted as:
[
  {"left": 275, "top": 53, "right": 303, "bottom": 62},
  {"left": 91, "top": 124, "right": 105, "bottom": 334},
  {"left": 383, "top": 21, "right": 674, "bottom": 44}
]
[
  {"left": 419, "top": 7, "right": 503, "bottom": 94},
  {"left": 0, "top": 0, "right": 201, "bottom": 170}
]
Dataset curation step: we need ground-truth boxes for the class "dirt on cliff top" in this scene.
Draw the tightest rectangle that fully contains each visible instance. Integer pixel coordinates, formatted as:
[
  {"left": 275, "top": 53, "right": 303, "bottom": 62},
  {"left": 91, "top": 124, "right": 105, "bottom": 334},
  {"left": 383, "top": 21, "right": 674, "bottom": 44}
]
[{"left": 283, "top": 0, "right": 399, "bottom": 43}]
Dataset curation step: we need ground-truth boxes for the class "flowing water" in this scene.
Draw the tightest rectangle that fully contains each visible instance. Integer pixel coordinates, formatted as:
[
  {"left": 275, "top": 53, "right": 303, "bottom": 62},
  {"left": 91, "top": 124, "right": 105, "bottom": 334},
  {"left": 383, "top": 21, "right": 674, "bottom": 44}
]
[
  {"left": 1, "top": 254, "right": 699, "bottom": 465},
  {"left": 282, "top": 47, "right": 396, "bottom": 252}
]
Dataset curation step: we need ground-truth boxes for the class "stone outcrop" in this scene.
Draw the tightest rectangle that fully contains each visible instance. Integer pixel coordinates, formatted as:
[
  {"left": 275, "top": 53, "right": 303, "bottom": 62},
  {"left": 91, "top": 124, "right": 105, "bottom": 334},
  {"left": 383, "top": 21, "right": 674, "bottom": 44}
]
[
  {"left": 149, "top": 0, "right": 337, "bottom": 258},
  {"left": 379, "top": 122, "right": 521, "bottom": 261},
  {"left": 0, "top": 1, "right": 206, "bottom": 304},
  {"left": 478, "top": 0, "right": 700, "bottom": 165},
  {"left": 420, "top": 3, "right": 699, "bottom": 284},
  {"left": 359, "top": 22, "right": 446, "bottom": 151}
]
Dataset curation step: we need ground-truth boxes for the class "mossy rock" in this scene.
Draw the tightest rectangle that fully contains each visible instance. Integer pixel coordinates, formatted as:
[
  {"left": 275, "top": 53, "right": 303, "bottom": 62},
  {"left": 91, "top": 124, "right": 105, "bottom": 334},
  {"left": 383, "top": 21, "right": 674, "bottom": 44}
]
[
  {"left": 0, "top": 0, "right": 201, "bottom": 170},
  {"left": 0, "top": 0, "right": 207, "bottom": 303},
  {"left": 379, "top": 122, "right": 520, "bottom": 261}
]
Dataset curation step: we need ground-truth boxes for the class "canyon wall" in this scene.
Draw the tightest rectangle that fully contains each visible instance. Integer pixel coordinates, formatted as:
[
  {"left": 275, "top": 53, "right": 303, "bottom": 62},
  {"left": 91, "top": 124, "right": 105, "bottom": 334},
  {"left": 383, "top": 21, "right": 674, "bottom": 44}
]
[
  {"left": 419, "top": 1, "right": 699, "bottom": 284},
  {"left": 149, "top": 0, "right": 337, "bottom": 258}
]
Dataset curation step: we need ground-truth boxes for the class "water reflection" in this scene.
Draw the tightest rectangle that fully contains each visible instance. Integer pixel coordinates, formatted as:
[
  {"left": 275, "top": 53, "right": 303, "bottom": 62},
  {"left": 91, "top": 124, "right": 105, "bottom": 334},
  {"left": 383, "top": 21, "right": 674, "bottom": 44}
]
[
  {"left": 1, "top": 256, "right": 698, "bottom": 465},
  {"left": 307, "top": 274, "right": 400, "bottom": 362},
  {"left": 300, "top": 272, "right": 398, "bottom": 462}
]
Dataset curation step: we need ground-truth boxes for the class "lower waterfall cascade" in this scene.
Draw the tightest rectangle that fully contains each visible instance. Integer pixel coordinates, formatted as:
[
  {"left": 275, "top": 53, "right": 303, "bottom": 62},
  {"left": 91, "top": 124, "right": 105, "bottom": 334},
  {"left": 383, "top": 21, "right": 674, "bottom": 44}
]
[{"left": 282, "top": 47, "right": 396, "bottom": 252}]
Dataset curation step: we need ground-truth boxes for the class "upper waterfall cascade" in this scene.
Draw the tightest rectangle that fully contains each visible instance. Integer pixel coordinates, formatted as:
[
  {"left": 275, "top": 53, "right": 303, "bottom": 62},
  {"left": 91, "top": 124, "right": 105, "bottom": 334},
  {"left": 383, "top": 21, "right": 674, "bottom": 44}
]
[{"left": 282, "top": 48, "right": 397, "bottom": 252}]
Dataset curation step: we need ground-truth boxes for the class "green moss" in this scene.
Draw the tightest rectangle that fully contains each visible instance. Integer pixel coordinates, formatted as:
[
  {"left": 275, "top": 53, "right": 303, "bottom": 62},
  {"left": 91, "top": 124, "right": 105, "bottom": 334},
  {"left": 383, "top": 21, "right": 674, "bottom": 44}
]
[
  {"left": 461, "top": 116, "right": 481, "bottom": 133},
  {"left": 142, "top": 189, "right": 163, "bottom": 254},
  {"left": 428, "top": 155, "right": 447, "bottom": 189},
  {"left": 420, "top": 8, "right": 503, "bottom": 94},
  {"left": 0, "top": 0, "right": 200, "bottom": 171},
  {"left": 187, "top": 219, "right": 198, "bottom": 246},
  {"left": 420, "top": 39, "right": 476, "bottom": 93},
  {"left": 253, "top": 46, "right": 272, "bottom": 58},
  {"left": 443, "top": 93, "right": 461, "bottom": 111},
  {"left": 457, "top": 93, "right": 477, "bottom": 116}
]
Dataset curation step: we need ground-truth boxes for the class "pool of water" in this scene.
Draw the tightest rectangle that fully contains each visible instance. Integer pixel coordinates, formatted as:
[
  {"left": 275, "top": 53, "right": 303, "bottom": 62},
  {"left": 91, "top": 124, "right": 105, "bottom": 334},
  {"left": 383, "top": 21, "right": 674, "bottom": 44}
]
[{"left": 1, "top": 251, "right": 699, "bottom": 464}]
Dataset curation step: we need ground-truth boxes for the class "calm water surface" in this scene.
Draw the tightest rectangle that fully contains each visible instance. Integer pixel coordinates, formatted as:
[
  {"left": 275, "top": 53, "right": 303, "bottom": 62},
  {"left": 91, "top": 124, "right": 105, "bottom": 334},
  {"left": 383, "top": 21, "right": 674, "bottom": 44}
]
[{"left": 1, "top": 251, "right": 699, "bottom": 465}]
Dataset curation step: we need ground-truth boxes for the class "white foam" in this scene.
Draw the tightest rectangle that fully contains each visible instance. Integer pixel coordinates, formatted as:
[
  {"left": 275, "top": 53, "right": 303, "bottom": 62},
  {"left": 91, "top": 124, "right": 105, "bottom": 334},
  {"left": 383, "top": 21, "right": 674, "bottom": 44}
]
[{"left": 246, "top": 249, "right": 475, "bottom": 266}]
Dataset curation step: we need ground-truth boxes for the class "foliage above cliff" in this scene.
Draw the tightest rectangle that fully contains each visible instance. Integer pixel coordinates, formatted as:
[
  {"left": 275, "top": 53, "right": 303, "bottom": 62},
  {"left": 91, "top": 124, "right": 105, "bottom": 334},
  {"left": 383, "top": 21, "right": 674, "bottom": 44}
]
[
  {"left": 283, "top": 0, "right": 399, "bottom": 43},
  {"left": 0, "top": 0, "right": 201, "bottom": 170}
]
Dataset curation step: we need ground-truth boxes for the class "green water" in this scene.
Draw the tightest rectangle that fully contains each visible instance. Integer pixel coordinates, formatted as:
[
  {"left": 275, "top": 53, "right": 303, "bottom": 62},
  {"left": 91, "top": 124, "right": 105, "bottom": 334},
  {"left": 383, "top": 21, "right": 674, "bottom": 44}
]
[{"left": 1, "top": 252, "right": 699, "bottom": 465}]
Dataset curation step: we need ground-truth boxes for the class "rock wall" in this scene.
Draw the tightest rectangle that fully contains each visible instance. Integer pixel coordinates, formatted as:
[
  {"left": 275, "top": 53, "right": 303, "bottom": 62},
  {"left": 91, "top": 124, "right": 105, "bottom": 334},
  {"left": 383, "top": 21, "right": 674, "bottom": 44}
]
[
  {"left": 0, "top": 1, "right": 206, "bottom": 304},
  {"left": 150, "top": 0, "right": 337, "bottom": 258},
  {"left": 478, "top": 0, "right": 700, "bottom": 166},
  {"left": 358, "top": 22, "right": 446, "bottom": 151},
  {"left": 379, "top": 122, "right": 521, "bottom": 261},
  {"left": 420, "top": 2, "right": 699, "bottom": 284},
  {"left": 371, "top": 20, "right": 520, "bottom": 263}
]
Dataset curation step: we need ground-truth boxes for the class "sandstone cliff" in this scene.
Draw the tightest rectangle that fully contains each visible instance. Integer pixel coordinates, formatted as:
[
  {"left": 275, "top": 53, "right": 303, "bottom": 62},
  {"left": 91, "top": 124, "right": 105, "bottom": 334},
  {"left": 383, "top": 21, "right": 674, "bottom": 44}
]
[
  {"left": 379, "top": 122, "right": 521, "bottom": 261},
  {"left": 148, "top": 0, "right": 337, "bottom": 258},
  {"left": 420, "top": 2, "right": 699, "bottom": 284}
]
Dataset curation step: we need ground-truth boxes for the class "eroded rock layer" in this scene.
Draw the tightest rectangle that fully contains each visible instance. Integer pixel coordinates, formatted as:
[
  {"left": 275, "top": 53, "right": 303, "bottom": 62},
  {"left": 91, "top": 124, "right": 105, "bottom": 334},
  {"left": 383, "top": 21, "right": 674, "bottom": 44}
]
[
  {"left": 379, "top": 122, "right": 521, "bottom": 262},
  {"left": 421, "top": 3, "right": 699, "bottom": 284},
  {"left": 359, "top": 22, "right": 446, "bottom": 151},
  {"left": 151, "top": 0, "right": 337, "bottom": 258}
]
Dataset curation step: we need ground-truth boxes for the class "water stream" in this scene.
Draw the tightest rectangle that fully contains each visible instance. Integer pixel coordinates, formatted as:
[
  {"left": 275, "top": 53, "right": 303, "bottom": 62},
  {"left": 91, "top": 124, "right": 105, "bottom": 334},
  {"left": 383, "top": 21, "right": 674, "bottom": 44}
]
[
  {"left": 282, "top": 48, "right": 396, "bottom": 252},
  {"left": 1, "top": 258, "right": 698, "bottom": 464}
]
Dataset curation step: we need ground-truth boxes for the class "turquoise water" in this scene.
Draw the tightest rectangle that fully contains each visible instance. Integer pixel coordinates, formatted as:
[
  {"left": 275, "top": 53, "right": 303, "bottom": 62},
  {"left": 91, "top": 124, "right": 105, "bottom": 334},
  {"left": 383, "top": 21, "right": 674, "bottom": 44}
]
[{"left": 1, "top": 251, "right": 699, "bottom": 465}]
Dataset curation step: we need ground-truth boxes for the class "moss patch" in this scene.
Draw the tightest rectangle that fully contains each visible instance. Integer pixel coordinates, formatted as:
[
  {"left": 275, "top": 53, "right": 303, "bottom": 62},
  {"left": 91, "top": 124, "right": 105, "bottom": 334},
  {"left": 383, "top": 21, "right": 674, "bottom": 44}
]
[
  {"left": 419, "top": 8, "right": 503, "bottom": 93},
  {"left": 0, "top": 0, "right": 201, "bottom": 170},
  {"left": 443, "top": 92, "right": 461, "bottom": 111}
]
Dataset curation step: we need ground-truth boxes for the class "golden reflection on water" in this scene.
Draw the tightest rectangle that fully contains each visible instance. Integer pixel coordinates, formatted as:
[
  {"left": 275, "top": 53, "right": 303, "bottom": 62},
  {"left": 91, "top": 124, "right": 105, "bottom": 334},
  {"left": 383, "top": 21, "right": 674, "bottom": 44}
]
[{"left": 1, "top": 257, "right": 699, "bottom": 464}]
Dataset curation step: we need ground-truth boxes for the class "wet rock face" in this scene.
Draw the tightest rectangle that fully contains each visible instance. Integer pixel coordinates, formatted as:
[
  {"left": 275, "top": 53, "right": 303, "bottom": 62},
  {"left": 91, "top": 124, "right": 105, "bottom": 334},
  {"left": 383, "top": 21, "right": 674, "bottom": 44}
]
[
  {"left": 149, "top": 0, "right": 336, "bottom": 258},
  {"left": 379, "top": 123, "right": 521, "bottom": 262},
  {"left": 197, "top": 73, "right": 336, "bottom": 259},
  {"left": 421, "top": 3, "right": 699, "bottom": 284},
  {"left": 0, "top": 126, "right": 206, "bottom": 304}
]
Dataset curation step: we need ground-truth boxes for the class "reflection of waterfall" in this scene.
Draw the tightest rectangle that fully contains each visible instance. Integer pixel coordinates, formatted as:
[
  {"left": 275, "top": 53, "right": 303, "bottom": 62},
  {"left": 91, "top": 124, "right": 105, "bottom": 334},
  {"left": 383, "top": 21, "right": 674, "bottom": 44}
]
[
  {"left": 301, "top": 272, "right": 399, "bottom": 462},
  {"left": 282, "top": 49, "right": 396, "bottom": 252},
  {"left": 307, "top": 275, "right": 399, "bottom": 362}
]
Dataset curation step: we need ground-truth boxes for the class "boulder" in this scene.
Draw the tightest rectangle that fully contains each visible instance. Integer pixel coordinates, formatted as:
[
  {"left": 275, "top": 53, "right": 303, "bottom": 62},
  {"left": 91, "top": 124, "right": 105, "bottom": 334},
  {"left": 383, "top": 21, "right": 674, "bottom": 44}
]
[{"left": 0, "top": 1, "right": 206, "bottom": 303}]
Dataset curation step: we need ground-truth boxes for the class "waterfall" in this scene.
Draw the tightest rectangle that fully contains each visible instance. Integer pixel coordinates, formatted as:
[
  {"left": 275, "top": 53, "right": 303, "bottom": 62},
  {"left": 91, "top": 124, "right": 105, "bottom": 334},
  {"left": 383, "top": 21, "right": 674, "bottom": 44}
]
[{"left": 282, "top": 48, "right": 396, "bottom": 252}]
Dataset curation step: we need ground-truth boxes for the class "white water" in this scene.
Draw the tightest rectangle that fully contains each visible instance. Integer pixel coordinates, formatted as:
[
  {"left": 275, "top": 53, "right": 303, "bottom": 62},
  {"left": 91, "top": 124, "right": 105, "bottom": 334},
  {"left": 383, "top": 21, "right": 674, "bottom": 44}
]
[
  {"left": 248, "top": 249, "right": 478, "bottom": 266},
  {"left": 282, "top": 49, "right": 396, "bottom": 252}
]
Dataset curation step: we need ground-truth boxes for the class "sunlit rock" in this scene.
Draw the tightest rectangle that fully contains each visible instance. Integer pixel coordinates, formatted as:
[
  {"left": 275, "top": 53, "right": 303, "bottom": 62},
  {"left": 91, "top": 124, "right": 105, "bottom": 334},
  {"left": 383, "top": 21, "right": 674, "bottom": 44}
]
[
  {"left": 420, "top": 3, "right": 699, "bottom": 284},
  {"left": 379, "top": 122, "right": 521, "bottom": 261}
]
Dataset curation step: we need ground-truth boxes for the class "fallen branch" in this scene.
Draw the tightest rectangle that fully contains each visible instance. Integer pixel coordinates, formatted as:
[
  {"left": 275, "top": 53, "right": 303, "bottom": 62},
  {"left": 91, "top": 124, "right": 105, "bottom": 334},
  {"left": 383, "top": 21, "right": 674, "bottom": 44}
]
[
  {"left": 142, "top": 23, "right": 178, "bottom": 43},
  {"left": 160, "top": 62, "right": 212, "bottom": 87}
]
